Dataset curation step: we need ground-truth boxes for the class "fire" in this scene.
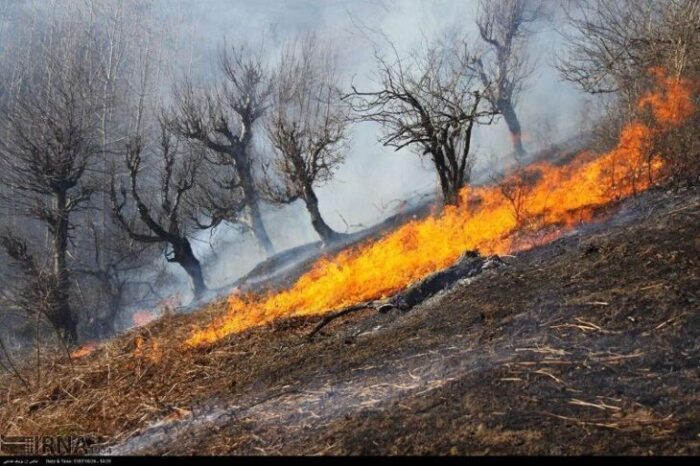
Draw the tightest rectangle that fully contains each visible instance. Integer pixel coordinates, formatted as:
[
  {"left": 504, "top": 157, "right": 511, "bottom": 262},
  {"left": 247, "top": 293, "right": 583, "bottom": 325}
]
[
  {"left": 638, "top": 67, "right": 694, "bottom": 126},
  {"left": 131, "top": 294, "right": 181, "bottom": 328},
  {"left": 186, "top": 69, "right": 694, "bottom": 348},
  {"left": 134, "top": 335, "right": 162, "bottom": 364},
  {"left": 71, "top": 342, "right": 97, "bottom": 359}
]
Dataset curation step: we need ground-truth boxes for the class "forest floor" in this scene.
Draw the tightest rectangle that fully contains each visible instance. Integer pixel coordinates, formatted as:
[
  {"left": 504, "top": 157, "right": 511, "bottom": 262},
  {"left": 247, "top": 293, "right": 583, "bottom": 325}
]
[{"left": 0, "top": 183, "right": 698, "bottom": 455}]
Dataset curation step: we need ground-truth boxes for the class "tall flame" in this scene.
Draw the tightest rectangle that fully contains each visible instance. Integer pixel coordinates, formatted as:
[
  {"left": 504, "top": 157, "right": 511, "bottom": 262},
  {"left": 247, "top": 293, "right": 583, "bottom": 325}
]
[{"left": 186, "top": 69, "right": 694, "bottom": 348}]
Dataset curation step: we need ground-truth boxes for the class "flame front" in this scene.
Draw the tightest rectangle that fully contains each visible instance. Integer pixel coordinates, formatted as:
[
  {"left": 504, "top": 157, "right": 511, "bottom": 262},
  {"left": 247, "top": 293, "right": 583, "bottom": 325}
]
[
  {"left": 71, "top": 342, "right": 97, "bottom": 359},
  {"left": 186, "top": 69, "right": 694, "bottom": 348}
]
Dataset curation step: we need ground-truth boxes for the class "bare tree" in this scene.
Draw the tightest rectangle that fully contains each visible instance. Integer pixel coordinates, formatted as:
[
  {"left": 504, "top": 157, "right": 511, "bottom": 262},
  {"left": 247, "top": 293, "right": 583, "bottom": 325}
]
[
  {"left": 264, "top": 34, "right": 349, "bottom": 244},
  {"left": 557, "top": 0, "right": 700, "bottom": 181},
  {"left": 556, "top": 0, "right": 700, "bottom": 97},
  {"left": 497, "top": 166, "right": 542, "bottom": 227},
  {"left": 474, "top": 0, "right": 543, "bottom": 160},
  {"left": 111, "top": 125, "right": 215, "bottom": 299},
  {"left": 0, "top": 233, "right": 69, "bottom": 345},
  {"left": 0, "top": 232, "right": 70, "bottom": 384},
  {"left": 0, "top": 23, "right": 102, "bottom": 344},
  {"left": 72, "top": 221, "right": 161, "bottom": 338},
  {"left": 166, "top": 43, "right": 276, "bottom": 256},
  {"left": 346, "top": 38, "right": 498, "bottom": 206}
]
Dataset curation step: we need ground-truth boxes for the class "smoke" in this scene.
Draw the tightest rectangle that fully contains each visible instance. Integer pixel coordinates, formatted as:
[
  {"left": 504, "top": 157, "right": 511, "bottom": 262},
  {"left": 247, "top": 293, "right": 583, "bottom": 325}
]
[
  {"left": 0, "top": 0, "right": 588, "bottom": 320},
  {"left": 158, "top": 0, "right": 587, "bottom": 288}
]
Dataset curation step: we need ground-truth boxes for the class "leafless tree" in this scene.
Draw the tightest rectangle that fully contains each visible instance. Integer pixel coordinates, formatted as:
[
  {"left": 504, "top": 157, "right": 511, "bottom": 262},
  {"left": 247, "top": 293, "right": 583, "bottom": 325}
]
[
  {"left": 0, "top": 232, "right": 64, "bottom": 386},
  {"left": 473, "top": 0, "right": 543, "bottom": 160},
  {"left": 557, "top": 0, "right": 700, "bottom": 181},
  {"left": 346, "top": 38, "right": 498, "bottom": 206},
  {"left": 556, "top": 0, "right": 700, "bottom": 97},
  {"left": 0, "top": 0, "right": 187, "bottom": 347},
  {"left": 497, "top": 166, "right": 542, "bottom": 227},
  {"left": 111, "top": 125, "right": 215, "bottom": 299},
  {"left": 264, "top": 34, "right": 349, "bottom": 244},
  {"left": 166, "top": 43, "right": 276, "bottom": 256},
  {"left": 0, "top": 233, "right": 69, "bottom": 344},
  {"left": 0, "top": 23, "right": 102, "bottom": 344},
  {"left": 72, "top": 221, "right": 161, "bottom": 337}
]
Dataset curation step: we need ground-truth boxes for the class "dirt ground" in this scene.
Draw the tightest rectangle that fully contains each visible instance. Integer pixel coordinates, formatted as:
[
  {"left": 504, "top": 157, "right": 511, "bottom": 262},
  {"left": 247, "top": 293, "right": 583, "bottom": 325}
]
[{"left": 1, "top": 185, "right": 698, "bottom": 455}]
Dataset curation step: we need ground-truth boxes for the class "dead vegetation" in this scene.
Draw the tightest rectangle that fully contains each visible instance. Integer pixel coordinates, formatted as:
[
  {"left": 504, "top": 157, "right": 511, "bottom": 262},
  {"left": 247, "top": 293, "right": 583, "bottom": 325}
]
[{"left": 0, "top": 184, "right": 697, "bottom": 455}]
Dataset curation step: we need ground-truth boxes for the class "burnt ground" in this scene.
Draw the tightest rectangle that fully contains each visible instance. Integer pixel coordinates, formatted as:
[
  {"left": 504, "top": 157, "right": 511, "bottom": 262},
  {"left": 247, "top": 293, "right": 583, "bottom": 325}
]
[
  {"left": 90, "top": 185, "right": 699, "bottom": 455},
  {"left": 0, "top": 181, "right": 696, "bottom": 456}
]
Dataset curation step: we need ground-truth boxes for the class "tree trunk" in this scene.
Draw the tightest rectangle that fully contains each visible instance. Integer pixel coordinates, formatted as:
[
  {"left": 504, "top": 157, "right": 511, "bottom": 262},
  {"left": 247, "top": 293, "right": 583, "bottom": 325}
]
[
  {"left": 433, "top": 156, "right": 458, "bottom": 206},
  {"left": 439, "top": 170, "right": 463, "bottom": 206},
  {"left": 432, "top": 148, "right": 467, "bottom": 207},
  {"left": 173, "top": 238, "right": 207, "bottom": 299},
  {"left": 52, "top": 191, "right": 78, "bottom": 344},
  {"left": 237, "top": 159, "right": 275, "bottom": 256},
  {"left": 442, "top": 185, "right": 461, "bottom": 206},
  {"left": 246, "top": 200, "right": 275, "bottom": 257},
  {"left": 302, "top": 184, "right": 341, "bottom": 244},
  {"left": 499, "top": 99, "right": 526, "bottom": 160}
]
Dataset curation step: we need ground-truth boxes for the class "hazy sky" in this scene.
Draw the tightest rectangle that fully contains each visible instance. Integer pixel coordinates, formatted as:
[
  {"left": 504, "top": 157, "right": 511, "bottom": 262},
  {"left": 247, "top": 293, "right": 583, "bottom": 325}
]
[
  {"left": 141, "top": 0, "right": 586, "bottom": 286},
  {"left": 0, "top": 0, "right": 587, "bottom": 289}
]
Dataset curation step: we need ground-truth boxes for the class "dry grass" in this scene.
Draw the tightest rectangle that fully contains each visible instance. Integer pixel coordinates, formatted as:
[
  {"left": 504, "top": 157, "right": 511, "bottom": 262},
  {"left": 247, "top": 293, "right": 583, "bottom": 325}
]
[
  {"left": 0, "top": 299, "right": 300, "bottom": 443},
  {"left": 0, "top": 186, "right": 697, "bottom": 455}
]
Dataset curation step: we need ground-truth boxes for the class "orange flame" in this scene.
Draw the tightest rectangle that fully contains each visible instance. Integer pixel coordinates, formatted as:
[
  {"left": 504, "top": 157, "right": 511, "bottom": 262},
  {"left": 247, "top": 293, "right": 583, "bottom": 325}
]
[
  {"left": 131, "top": 294, "right": 180, "bottom": 328},
  {"left": 186, "top": 69, "right": 694, "bottom": 348},
  {"left": 70, "top": 342, "right": 97, "bottom": 359},
  {"left": 134, "top": 335, "right": 162, "bottom": 363},
  {"left": 638, "top": 67, "right": 695, "bottom": 125}
]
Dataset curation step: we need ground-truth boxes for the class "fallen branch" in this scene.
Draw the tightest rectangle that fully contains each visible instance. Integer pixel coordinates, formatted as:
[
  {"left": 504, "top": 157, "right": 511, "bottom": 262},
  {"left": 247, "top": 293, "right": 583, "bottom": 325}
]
[
  {"left": 307, "top": 251, "right": 489, "bottom": 340},
  {"left": 307, "top": 300, "right": 386, "bottom": 340},
  {"left": 390, "top": 251, "right": 485, "bottom": 310}
]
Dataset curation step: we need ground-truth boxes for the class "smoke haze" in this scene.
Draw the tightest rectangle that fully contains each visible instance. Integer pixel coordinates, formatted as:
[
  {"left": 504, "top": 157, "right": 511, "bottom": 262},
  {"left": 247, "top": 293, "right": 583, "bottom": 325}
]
[{"left": 0, "top": 0, "right": 587, "bottom": 300}]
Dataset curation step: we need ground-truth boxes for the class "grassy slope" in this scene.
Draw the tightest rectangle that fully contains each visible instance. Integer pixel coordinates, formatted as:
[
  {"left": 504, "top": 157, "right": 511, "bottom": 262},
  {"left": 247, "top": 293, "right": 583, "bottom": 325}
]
[{"left": 0, "top": 186, "right": 698, "bottom": 455}]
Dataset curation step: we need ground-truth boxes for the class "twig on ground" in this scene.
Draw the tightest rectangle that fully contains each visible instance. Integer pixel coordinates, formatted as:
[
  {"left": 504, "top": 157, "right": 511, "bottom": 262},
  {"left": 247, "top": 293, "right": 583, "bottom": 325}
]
[{"left": 307, "top": 300, "right": 389, "bottom": 340}]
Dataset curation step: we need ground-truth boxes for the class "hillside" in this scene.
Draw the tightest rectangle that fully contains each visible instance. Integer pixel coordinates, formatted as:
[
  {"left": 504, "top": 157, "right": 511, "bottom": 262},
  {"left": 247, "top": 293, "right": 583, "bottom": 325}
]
[{"left": 1, "top": 184, "right": 697, "bottom": 455}]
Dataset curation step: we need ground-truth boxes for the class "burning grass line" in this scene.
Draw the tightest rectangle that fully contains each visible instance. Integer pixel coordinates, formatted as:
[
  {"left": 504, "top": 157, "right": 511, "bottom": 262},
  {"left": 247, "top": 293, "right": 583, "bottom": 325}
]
[{"left": 187, "top": 82, "right": 686, "bottom": 348}]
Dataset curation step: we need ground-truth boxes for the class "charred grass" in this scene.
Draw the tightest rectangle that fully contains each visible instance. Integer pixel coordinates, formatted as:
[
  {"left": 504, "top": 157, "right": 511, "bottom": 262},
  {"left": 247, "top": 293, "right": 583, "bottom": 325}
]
[{"left": 0, "top": 186, "right": 698, "bottom": 455}]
